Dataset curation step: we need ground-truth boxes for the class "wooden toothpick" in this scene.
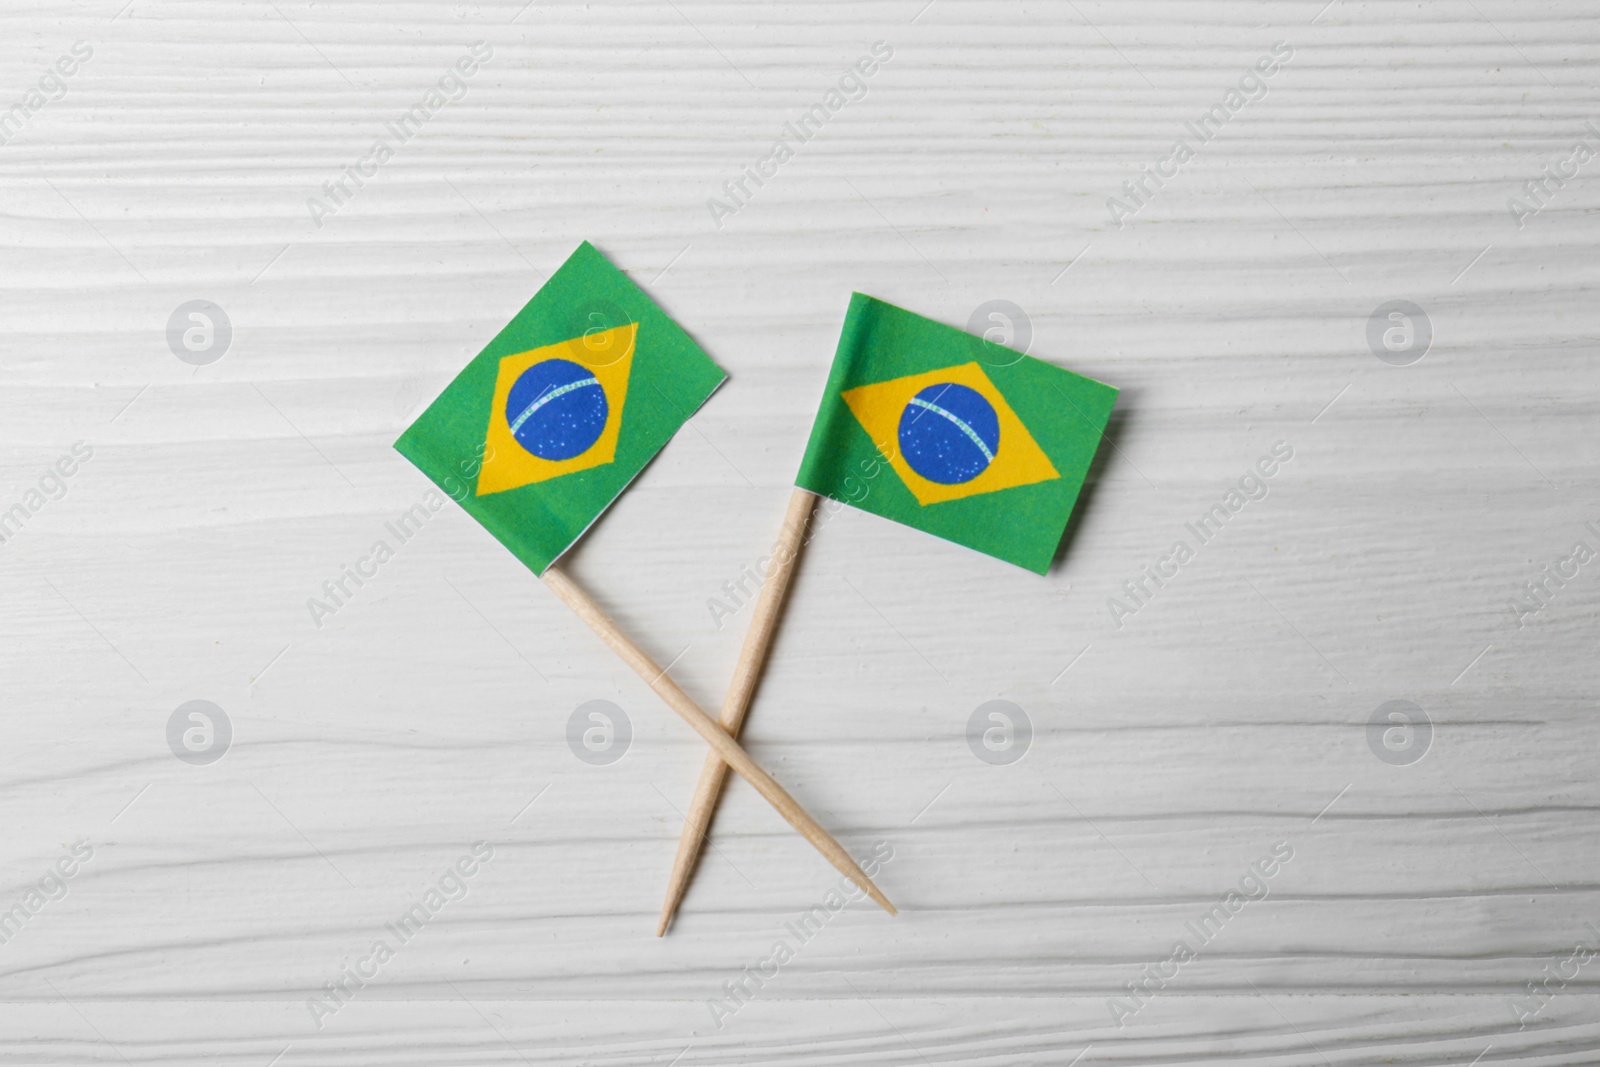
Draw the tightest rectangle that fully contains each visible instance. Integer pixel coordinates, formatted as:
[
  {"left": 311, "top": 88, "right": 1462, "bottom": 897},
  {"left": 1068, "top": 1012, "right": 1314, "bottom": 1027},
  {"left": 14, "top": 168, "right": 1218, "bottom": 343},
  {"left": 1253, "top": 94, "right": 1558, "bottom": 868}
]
[
  {"left": 540, "top": 558, "right": 894, "bottom": 918},
  {"left": 656, "top": 487, "right": 821, "bottom": 936}
]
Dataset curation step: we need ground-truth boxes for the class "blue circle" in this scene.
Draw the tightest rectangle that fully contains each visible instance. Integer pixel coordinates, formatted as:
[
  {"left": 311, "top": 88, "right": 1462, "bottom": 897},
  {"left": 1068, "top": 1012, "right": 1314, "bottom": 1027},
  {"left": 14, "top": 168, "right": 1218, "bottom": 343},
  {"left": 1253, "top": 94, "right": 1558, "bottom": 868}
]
[
  {"left": 504, "top": 358, "right": 608, "bottom": 461},
  {"left": 898, "top": 383, "right": 1000, "bottom": 485}
]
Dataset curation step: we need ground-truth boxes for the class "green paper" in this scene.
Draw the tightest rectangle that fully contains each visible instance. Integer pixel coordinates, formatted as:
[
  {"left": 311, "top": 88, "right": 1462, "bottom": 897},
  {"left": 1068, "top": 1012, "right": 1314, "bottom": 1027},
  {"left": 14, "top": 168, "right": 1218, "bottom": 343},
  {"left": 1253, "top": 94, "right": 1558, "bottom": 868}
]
[
  {"left": 796, "top": 293, "right": 1117, "bottom": 574},
  {"left": 395, "top": 241, "right": 726, "bottom": 575}
]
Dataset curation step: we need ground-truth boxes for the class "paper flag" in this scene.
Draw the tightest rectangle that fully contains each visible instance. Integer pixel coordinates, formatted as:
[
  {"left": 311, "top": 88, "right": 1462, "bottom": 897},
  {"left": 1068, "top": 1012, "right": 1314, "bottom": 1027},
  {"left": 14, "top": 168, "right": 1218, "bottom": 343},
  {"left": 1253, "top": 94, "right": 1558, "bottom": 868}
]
[
  {"left": 395, "top": 241, "right": 726, "bottom": 575},
  {"left": 796, "top": 293, "right": 1117, "bottom": 573}
]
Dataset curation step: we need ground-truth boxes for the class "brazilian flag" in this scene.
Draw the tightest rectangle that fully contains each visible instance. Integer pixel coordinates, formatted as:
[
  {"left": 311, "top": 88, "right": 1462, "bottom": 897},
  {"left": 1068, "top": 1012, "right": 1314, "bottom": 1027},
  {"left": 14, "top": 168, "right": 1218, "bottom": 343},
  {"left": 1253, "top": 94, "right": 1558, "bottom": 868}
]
[
  {"left": 396, "top": 241, "right": 725, "bottom": 574},
  {"left": 797, "top": 294, "right": 1117, "bottom": 574}
]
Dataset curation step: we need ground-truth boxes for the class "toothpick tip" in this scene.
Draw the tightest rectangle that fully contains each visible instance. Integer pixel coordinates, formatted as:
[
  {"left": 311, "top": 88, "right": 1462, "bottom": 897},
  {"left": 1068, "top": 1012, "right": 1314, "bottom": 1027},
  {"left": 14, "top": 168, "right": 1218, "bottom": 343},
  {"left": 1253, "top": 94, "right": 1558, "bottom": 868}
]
[{"left": 869, "top": 887, "right": 898, "bottom": 916}]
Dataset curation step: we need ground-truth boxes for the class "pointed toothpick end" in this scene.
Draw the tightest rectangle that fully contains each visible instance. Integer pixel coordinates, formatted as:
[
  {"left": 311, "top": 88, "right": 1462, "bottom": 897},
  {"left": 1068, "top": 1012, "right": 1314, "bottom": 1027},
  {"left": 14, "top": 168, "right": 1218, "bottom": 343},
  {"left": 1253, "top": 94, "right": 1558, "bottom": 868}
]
[{"left": 869, "top": 887, "right": 898, "bottom": 916}]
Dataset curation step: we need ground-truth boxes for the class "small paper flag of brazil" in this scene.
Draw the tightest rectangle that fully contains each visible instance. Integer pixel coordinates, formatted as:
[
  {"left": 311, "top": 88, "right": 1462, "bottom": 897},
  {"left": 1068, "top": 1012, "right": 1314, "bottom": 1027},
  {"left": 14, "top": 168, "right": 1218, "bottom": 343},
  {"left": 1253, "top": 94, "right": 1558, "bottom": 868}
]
[
  {"left": 395, "top": 241, "right": 726, "bottom": 575},
  {"left": 796, "top": 294, "right": 1117, "bottom": 574}
]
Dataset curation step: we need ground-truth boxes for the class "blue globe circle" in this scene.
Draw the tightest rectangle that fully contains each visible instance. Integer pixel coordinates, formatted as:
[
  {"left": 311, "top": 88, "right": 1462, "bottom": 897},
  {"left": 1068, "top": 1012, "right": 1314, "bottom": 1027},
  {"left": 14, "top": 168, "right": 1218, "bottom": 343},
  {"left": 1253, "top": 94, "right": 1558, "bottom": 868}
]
[
  {"left": 504, "top": 358, "right": 608, "bottom": 461},
  {"left": 898, "top": 382, "right": 1000, "bottom": 485}
]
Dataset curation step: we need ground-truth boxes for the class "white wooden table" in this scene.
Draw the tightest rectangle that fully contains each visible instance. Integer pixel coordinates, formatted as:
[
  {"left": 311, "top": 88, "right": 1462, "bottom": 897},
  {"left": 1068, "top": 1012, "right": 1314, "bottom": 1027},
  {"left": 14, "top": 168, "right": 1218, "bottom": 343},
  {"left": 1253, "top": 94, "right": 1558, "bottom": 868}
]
[{"left": 3, "top": 1, "right": 1597, "bottom": 1063}]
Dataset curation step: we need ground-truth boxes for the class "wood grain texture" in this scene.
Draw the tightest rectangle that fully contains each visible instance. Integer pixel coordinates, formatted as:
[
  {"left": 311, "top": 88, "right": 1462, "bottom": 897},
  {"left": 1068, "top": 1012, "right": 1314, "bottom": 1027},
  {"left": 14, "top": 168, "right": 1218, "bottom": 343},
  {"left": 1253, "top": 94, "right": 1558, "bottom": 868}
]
[{"left": 1, "top": 0, "right": 1598, "bottom": 1062}]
